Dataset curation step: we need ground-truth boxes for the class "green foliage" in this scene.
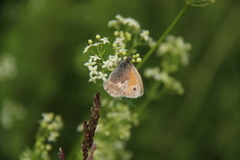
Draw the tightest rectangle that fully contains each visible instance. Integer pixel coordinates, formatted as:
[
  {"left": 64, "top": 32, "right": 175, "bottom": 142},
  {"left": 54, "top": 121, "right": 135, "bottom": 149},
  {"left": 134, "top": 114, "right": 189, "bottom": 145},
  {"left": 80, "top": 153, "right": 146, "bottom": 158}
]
[{"left": 1, "top": 0, "right": 240, "bottom": 160}]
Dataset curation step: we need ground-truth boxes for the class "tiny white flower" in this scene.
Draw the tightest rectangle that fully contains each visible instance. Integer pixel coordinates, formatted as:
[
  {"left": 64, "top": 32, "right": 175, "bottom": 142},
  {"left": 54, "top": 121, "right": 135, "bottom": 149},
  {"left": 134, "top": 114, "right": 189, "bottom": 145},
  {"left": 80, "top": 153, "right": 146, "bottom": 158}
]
[
  {"left": 97, "top": 72, "right": 108, "bottom": 81},
  {"left": 140, "top": 30, "right": 150, "bottom": 41},
  {"left": 102, "top": 55, "right": 120, "bottom": 70},
  {"left": 90, "top": 55, "right": 101, "bottom": 61},
  {"left": 48, "top": 131, "right": 59, "bottom": 142},
  {"left": 108, "top": 61, "right": 113, "bottom": 67},
  {"left": 158, "top": 43, "right": 169, "bottom": 55},
  {"left": 144, "top": 67, "right": 162, "bottom": 81},
  {"left": 51, "top": 121, "right": 63, "bottom": 131},
  {"left": 108, "top": 20, "right": 118, "bottom": 28},
  {"left": 84, "top": 59, "right": 96, "bottom": 67},
  {"left": 123, "top": 17, "right": 140, "bottom": 30},
  {"left": 100, "top": 37, "right": 110, "bottom": 44},
  {"left": 115, "top": 14, "right": 124, "bottom": 22},
  {"left": 89, "top": 65, "right": 98, "bottom": 72},
  {"left": 113, "top": 37, "right": 125, "bottom": 48},
  {"left": 89, "top": 66, "right": 98, "bottom": 77},
  {"left": 176, "top": 37, "right": 185, "bottom": 49},
  {"left": 109, "top": 55, "right": 119, "bottom": 61},
  {"left": 47, "top": 123, "right": 55, "bottom": 130},
  {"left": 89, "top": 76, "right": 98, "bottom": 83},
  {"left": 166, "top": 35, "right": 175, "bottom": 42},
  {"left": 148, "top": 37, "right": 156, "bottom": 47},
  {"left": 114, "top": 15, "right": 141, "bottom": 30},
  {"left": 160, "top": 71, "right": 170, "bottom": 83},
  {"left": 42, "top": 113, "right": 54, "bottom": 122},
  {"left": 116, "top": 48, "right": 127, "bottom": 55},
  {"left": 102, "top": 60, "right": 110, "bottom": 69},
  {"left": 83, "top": 45, "right": 91, "bottom": 53}
]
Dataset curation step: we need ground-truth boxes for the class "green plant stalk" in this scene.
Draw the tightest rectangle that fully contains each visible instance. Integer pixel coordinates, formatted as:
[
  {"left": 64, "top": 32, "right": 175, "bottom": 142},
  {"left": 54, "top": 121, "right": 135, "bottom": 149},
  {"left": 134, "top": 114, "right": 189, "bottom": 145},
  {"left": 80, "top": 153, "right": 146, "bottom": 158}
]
[
  {"left": 137, "top": 4, "right": 188, "bottom": 69},
  {"left": 136, "top": 4, "right": 188, "bottom": 114}
]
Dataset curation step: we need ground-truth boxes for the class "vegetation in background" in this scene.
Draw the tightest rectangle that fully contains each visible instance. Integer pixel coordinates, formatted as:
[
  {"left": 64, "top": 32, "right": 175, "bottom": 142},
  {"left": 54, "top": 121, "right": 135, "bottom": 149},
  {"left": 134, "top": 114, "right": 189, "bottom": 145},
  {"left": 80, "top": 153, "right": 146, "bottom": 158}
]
[{"left": 1, "top": 0, "right": 240, "bottom": 160}]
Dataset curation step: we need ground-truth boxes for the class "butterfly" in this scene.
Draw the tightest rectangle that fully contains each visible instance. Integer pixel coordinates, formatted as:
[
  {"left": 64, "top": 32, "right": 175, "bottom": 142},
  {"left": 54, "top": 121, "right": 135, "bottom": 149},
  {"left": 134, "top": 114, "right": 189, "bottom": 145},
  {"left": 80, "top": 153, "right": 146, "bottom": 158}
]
[{"left": 103, "top": 57, "right": 144, "bottom": 98}]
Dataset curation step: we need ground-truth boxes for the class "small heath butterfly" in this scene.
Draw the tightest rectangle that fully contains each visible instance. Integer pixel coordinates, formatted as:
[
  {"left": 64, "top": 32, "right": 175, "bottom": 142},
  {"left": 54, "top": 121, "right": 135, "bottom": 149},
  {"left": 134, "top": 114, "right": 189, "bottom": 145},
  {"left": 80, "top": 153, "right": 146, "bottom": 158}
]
[{"left": 103, "top": 57, "right": 144, "bottom": 98}]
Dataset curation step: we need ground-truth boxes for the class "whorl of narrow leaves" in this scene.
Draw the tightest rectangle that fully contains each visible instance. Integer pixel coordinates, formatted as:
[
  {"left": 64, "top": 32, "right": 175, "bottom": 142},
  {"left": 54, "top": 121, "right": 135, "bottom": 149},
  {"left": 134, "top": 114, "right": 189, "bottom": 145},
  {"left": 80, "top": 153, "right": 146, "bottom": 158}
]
[
  {"left": 58, "top": 147, "right": 65, "bottom": 160},
  {"left": 81, "top": 92, "right": 101, "bottom": 160}
]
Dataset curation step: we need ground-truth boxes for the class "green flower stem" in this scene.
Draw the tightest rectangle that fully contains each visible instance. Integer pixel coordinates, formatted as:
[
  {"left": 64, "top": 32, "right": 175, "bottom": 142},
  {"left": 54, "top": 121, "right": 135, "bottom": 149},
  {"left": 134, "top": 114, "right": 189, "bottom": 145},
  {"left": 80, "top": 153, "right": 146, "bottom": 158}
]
[
  {"left": 137, "top": 4, "right": 188, "bottom": 69},
  {"left": 136, "top": 4, "right": 188, "bottom": 115}
]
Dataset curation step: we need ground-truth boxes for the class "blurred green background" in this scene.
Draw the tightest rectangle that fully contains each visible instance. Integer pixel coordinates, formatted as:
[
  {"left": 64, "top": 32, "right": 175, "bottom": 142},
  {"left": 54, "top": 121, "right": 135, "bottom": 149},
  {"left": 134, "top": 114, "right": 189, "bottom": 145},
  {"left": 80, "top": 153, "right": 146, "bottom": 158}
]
[{"left": 0, "top": 0, "right": 240, "bottom": 160}]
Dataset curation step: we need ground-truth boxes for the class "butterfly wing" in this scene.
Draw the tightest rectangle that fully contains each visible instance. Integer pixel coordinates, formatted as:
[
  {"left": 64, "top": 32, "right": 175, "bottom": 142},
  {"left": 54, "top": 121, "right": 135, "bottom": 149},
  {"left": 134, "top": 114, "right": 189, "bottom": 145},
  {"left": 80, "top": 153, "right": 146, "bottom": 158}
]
[
  {"left": 103, "top": 66, "right": 130, "bottom": 98},
  {"left": 122, "top": 63, "right": 144, "bottom": 98}
]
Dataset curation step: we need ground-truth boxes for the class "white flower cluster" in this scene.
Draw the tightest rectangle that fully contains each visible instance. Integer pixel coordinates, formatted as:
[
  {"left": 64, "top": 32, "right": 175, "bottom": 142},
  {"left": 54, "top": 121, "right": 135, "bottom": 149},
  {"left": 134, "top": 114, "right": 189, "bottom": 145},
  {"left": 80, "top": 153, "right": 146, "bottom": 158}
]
[
  {"left": 83, "top": 35, "right": 111, "bottom": 83},
  {"left": 144, "top": 67, "right": 184, "bottom": 95},
  {"left": 144, "top": 35, "right": 191, "bottom": 95},
  {"left": 102, "top": 55, "right": 121, "bottom": 71},
  {"left": 139, "top": 30, "right": 156, "bottom": 47},
  {"left": 89, "top": 99, "right": 138, "bottom": 160},
  {"left": 144, "top": 67, "right": 162, "bottom": 81},
  {"left": 20, "top": 113, "right": 63, "bottom": 160},
  {"left": 83, "top": 33, "right": 143, "bottom": 84},
  {"left": 109, "top": 15, "right": 156, "bottom": 50},
  {"left": 39, "top": 112, "right": 63, "bottom": 142},
  {"left": 108, "top": 14, "right": 140, "bottom": 30},
  {"left": 83, "top": 15, "right": 154, "bottom": 84},
  {"left": 157, "top": 35, "right": 191, "bottom": 66},
  {"left": 84, "top": 55, "right": 108, "bottom": 83}
]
